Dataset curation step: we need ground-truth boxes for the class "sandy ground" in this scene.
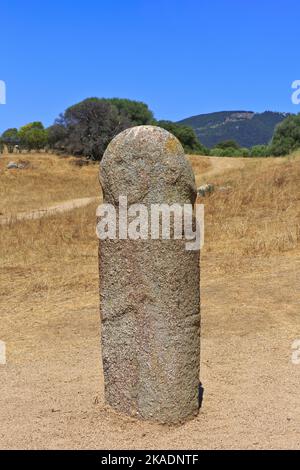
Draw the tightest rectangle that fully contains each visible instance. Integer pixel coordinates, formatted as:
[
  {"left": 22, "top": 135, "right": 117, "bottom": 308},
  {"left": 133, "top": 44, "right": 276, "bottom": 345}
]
[
  {"left": 1, "top": 155, "right": 300, "bottom": 449},
  {"left": 1, "top": 252, "right": 299, "bottom": 449}
]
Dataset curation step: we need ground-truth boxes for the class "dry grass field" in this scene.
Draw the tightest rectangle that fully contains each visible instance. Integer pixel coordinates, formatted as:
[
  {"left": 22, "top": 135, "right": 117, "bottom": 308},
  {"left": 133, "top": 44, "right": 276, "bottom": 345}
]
[
  {"left": 0, "top": 154, "right": 99, "bottom": 216},
  {"left": 0, "top": 151, "right": 300, "bottom": 449}
]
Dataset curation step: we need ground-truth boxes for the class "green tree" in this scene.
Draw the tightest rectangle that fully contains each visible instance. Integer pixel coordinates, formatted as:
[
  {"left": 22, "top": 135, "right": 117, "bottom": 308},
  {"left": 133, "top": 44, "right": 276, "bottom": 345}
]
[
  {"left": 270, "top": 114, "right": 300, "bottom": 156},
  {"left": 107, "top": 98, "right": 154, "bottom": 126},
  {"left": 47, "top": 124, "right": 68, "bottom": 150},
  {"left": 54, "top": 98, "right": 130, "bottom": 160},
  {"left": 156, "top": 120, "right": 208, "bottom": 154},
  {"left": 19, "top": 122, "right": 48, "bottom": 151},
  {"left": 1, "top": 128, "right": 20, "bottom": 153},
  {"left": 50, "top": 96, "right": 209, "bottom": 159}
]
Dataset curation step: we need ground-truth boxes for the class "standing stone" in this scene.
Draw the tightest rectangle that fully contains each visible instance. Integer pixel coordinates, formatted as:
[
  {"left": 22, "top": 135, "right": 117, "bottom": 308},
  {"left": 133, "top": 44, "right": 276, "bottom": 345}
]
[{"left": 99, "top": 125, "right": 200, "bottom": 424}]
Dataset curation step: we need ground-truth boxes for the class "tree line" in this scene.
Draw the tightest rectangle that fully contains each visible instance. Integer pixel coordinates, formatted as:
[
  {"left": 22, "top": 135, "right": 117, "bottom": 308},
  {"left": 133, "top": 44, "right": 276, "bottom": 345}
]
[
  {"left": 1, "top": 97, "right": 300, "bottom": 158},
  {"left": 0, "top": 98, "right": 207, "bottom": 159}
]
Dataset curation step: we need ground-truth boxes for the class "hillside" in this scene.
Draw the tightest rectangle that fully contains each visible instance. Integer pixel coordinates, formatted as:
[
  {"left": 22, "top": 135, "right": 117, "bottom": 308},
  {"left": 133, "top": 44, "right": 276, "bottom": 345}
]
[{"left": 178, "top": 110, "right": 288, "bottom": 148}]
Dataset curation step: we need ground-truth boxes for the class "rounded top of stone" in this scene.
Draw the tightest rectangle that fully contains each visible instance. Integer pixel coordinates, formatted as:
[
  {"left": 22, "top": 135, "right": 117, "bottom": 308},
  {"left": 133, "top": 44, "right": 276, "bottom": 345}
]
[{"left": 100, "top": 125, "right": 196, "bottom": 205}]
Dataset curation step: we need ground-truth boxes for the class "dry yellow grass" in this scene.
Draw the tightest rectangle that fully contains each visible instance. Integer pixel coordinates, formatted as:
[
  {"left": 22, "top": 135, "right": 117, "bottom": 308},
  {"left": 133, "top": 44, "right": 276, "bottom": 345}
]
[
  {"left": 0, "top": 153, "right": 99, "bottom": 215},
  {"left": 1, "top": 152, "right": 299, "bottom": 314},
  {"left": 200, "top": 153, "right": 300, "bottom": 261},
  {"left": 1, "top": 151, "right": 300, "bottom": 449},
  {"left": 0, "top": 152, "right": 211, "bottom": 216},
  {"left": 187, "top": 154, "right": 211, "bottom": 176}
]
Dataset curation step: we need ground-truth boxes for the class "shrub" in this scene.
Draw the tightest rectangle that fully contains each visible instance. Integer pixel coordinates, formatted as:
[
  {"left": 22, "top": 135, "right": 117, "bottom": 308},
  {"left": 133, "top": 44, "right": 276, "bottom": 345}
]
[
  {"left": 1, "top": 128, "right": 20, "bottom": 153},
  {"left": 19, "top": 122, "right": 48, "bottom": 151},
  {"left": 270, "top": 114, "right": 300, "bottom": 156},
  {"left": 210, "top": 146, "right": 249, "bottom": 157},
  {"left": 215, "top": 139, "right": 240, "bottom": 150},
  {"left": 238, "top": 147, "right": 250, "bottom": 157},
  {"left": 250, "top": 145, "right": 271, "bottom": 157},
  {"left": 47, "top": 124, "right": 68, "bottom": 151}
]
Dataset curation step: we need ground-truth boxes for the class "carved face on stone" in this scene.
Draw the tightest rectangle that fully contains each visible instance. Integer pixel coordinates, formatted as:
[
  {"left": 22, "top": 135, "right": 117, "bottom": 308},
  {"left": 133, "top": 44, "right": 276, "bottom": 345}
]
[{"left": 100, "top": 126, "right": 197, "bottom": 206}]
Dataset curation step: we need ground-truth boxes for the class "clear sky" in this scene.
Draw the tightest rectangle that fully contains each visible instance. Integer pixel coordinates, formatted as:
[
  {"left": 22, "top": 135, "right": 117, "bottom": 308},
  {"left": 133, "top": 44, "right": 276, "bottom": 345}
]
[{"left": 1, "top": 0, "right": 300, "bottom": 132}]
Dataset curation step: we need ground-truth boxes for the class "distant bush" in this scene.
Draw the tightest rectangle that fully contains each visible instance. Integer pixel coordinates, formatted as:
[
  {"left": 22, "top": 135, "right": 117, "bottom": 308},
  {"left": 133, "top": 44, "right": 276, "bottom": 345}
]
[
  {"left": 210, "top": 146, "right": 249, "bottom": 157},
  {"left": 0, "top": 128, "right": 20, "bottom": 153},
  {"left": 215, "top": 139, "right": 241, "bottom": 150},
  {"left": 239, "top": 147, "right": 250, "bottom": 157},
  {"left": 250, "top": 145, "right": 271, "bottom": 157},
  {"left": 210, "top": 139, "right": 251, "bottom": 157},
  {"left": 19, "top": 122, "right": 48, "bottom": 151},
  {"left": 210, "top": 148, "right": 224, "bottom": 157},
  {"left": 47, "top": 124, "right": 68, "bottom": 150},
  {"left": 270, "top": 114, "right": 300, "bottom": 156}
]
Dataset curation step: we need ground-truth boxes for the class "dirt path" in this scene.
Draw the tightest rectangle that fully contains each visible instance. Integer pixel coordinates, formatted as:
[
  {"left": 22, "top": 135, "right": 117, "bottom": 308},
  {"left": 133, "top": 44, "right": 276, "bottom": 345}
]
[
  {"left": 0, "top": 197, "right": 99, "bottom": 225},
  {"left": 205, "top": 156, "right": 246, "bottom": 177},
  {"left": 195, "top": 156, "right": 245, "bottom": 186}
]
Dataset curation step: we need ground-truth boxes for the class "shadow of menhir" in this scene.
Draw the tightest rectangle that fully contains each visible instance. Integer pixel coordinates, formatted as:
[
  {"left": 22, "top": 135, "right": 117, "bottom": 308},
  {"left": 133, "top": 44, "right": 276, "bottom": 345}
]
[{"left": 198, "top": 382, "right": 204, "bottom": 409}]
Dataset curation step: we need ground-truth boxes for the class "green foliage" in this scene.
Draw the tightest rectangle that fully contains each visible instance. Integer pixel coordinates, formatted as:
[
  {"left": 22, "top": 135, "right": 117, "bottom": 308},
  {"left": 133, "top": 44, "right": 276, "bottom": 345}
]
[
  {"left": 210, "top": 146, "right": 249, "bottom": 157},
  {"left": 239, "top": 147, "right": 250, "bottom": 157},
  {"left": 209, "top": 148, "right": 222, "bottom": 157},
  {"left": 107, "top": 98, "right": 154, "bottom": 126},
  {"left": 0, "top": 128, "right": 20, "bottom": 153},
  {"left": 50, "top": 97, "right": 155, "bottom": 160},
  {"left": 156, "top": 120, "right": 208, "bottom": 154},
  {"left": 9, "top": 98, "right": 285, "bottom": 159},
  {"left": 53, "top": 98, "right": 130, "bottom": 160},
  {"left": 250, "top": 145, "right": 271, "bottom": 157},
  {"left": 270, "top": 114, "right": 300, "bottom": 156},
  {"left": 50, "top": 98, "right": 208, "bottom": 159},
  {"left": 19, "top": 122, "right": 48, "bottom": 150},
  {"left": 215, "top": 140, "right": 240, "bottom": 150},
  {"left": 47, "top": 124, "right": 68, "bottom": 149}
]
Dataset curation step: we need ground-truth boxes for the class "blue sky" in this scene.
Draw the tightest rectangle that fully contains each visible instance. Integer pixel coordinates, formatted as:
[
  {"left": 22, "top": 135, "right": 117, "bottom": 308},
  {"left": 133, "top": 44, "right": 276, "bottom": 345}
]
[{"left": 0, "top": 0, "right": 299, "bottom": 132}]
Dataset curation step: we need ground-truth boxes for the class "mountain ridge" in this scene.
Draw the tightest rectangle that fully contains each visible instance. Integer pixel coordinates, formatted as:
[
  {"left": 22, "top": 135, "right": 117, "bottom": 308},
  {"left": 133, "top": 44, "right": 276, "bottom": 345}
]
[{"left": 178, "top": 110, "right": 289, "bottom": 148}]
